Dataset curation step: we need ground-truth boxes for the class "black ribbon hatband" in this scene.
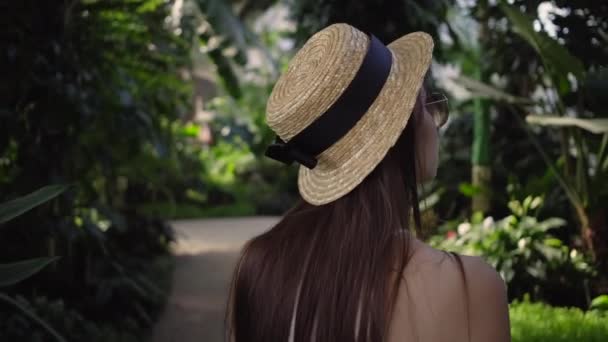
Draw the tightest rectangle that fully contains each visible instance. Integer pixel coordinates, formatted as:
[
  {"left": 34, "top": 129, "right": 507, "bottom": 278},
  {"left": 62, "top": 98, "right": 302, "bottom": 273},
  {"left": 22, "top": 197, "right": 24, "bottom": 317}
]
[{"left": 264, "top": 34, "right": 393, "bottom": 169}]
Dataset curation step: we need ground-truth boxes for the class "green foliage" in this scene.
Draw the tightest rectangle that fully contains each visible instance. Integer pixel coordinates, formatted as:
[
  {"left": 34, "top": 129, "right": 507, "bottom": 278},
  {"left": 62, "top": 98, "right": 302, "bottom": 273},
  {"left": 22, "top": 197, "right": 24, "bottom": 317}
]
[
  {"left": 429, "top": 195, "right": 596, "bottom": 306},
  {"left": 491, "top": 2, "right": 607, "bottom": 233},
  {"left": 499, "top": 0, "right": 585, "bottom": 95},
  {"left": 288, "top": 0, "right": 455, "bottom": 59},
  {"left": 174, "top": 0, "right": 279, "bottom": 99},
  {"left": 1, "top": 0, "right": 188, "bottom": 340},
  {"left": 203, "top": 81, "right": 300, "bottom": 214},
  {"left": 509, "top": 299, "right": 608, "bottom": 342},
  {"left": 0, "top": 255, "right": 172, "bottom": 342},
  {"left": 431, "top": 109, "right": 567, "bottom": 225},
  {"left": 447, "top": 0, "right": 608, "bottom": 273},
  {"left": 590, "top": 295, "right": 608, "bottom": 313},
  {"left": 0, "top": 254, "right": 173, "bottom": 342},
  {"left": 131, "top": 71, "right": 298, "bottom": 218},
  {"left": 0, "top": 185, "right": 65, "bottom": 288},
  {"left": 0, "top": 185, "right": 71, "bottom": 342},
  {"left": 0, "top": 185, "right": 70, "bottom": 225},
  {"left": 2, "top": 0, "right": 192, "bottom": 206},
  {"left": 0, "top": 294, "right": 67, "bottom": 342},
  {"left": 0, "top": 258, "right": 60, "bottom": 288}
]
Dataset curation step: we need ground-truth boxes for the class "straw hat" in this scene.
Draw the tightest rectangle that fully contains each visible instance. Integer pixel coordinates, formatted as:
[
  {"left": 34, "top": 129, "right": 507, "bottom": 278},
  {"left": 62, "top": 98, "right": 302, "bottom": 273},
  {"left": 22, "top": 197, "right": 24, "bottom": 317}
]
[{"left": 264, "top": 23, "right": 434, "bottom": 205}]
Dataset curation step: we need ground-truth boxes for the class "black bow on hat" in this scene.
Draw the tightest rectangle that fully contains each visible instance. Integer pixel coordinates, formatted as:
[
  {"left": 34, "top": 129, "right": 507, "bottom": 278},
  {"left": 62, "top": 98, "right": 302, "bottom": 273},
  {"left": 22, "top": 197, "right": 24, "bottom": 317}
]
[{"left": 264, "top": 136, "right": 318, "bottom": 170}]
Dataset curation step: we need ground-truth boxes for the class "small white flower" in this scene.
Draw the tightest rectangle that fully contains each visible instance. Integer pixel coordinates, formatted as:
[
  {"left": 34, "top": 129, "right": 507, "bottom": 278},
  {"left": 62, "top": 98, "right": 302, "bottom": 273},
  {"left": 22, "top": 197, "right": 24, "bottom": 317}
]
[
  {"left": 530, "top": 196, "right": 543, "bottom": 210},
  {"left": 518, "top": 238, "right": 528, "bottom": 250},
  {"left": 457, "top": 222, "right": 471, "bottom": 235},
  {"left": 570, "top": 249, "right": 578, "bottom": 259},
  {"left": 482, "top": 216, "right": 494, "bottom": 231}
]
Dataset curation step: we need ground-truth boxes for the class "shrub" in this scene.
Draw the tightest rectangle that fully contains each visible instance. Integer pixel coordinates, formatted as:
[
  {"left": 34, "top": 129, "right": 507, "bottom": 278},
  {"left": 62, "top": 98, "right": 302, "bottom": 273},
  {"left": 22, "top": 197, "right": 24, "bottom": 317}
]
[
  {"left": 0, "top": 295, "right": 138, "bottom": 342},
  {"left": 1, "top": 0, "right": 185, "bottom": 339},
  {"left": 510, "top": 299, "right": 608, "bottom": 342},
  {"left": 429, "top": 195, "right": 597, "bottom": 307},
  {"left": 0, "top": 255, "right": 173, "bottom": 342}
]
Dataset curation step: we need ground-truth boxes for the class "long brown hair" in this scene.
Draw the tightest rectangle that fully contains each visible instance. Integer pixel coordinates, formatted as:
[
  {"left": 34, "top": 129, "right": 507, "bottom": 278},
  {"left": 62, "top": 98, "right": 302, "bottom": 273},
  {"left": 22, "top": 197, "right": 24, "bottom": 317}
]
[{"left": 224, "top": 87, "right": 469, "bottom": 342}]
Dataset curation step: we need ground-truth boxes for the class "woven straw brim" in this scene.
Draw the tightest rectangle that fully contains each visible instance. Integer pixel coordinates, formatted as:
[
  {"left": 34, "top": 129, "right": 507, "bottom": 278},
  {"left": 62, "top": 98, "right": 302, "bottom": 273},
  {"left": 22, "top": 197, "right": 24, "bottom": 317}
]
[{"left": 266, "top": 24, "right": 433, "bottom": 206}]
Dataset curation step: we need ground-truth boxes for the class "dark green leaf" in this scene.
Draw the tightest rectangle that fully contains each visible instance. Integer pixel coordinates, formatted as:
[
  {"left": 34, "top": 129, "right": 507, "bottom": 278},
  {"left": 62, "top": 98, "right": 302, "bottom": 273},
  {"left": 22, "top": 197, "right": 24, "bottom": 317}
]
[
  {"left": 0, "top": 184, "right": 70, "bottom": 225},
  {"left": 499, "top": 1, "right": 585, "bottom": 95},
  {"left": 0, "top": 293, "right": 67, "bottom": 342},
  {"left": 0, "top": 257, "right": 60, "bottom": 287}
]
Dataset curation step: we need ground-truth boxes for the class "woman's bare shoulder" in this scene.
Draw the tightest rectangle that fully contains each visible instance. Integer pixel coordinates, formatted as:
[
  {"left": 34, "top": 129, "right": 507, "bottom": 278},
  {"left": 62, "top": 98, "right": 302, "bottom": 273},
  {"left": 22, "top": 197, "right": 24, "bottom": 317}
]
[
  {"left": 411, "top": 239, "right": 505, "bottom": 288},
  {"left": 458, "top": 254, "right": 511, "bottom": 341},
  {"left": 429, "top": 246, "right": 511, "bottom": 342},
  {"left": 407, "top": 240, "right": 511, "bottom": 341}
]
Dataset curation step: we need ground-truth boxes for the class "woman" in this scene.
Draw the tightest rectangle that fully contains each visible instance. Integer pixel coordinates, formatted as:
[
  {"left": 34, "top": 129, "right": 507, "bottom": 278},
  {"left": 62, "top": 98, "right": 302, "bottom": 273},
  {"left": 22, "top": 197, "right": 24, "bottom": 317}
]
[{"left": 225, "top": 23, "right": 510, "bottom": 342}]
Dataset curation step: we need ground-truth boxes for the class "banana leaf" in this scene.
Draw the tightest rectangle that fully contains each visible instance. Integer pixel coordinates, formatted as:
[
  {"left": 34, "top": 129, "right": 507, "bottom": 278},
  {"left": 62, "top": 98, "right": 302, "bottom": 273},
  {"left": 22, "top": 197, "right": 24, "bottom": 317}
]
[
  {"left": 499, "top": 0, "right": 585, "bottom": 95},
  {"left": 526, "top": 116, "right": 608, "bottom": 134},
  {"left": 453, "top": 74, "right": 536, "bottom": 105}
]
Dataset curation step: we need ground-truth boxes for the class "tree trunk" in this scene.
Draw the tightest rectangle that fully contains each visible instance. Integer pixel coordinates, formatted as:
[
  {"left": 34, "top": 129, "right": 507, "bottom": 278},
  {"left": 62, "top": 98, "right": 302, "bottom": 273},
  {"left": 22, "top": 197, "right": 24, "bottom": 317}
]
[
  {"left": 471, "top": 10, "right": 492, "bottom": 214},
  {"left": 577, "top": 207, "right": 608, "bottom": 273},
  {"left": 471, "top": 92, "right": 491, "bottom": 213},
  {"left": 472, "top": 165, "right": 491, "bottom": 213}
]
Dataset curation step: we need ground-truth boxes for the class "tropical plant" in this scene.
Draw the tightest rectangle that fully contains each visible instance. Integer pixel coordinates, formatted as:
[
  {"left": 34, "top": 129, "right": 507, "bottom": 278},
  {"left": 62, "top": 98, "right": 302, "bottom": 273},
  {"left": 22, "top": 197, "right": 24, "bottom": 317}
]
[
  {"left": 0, "top": 185, "right": 69, "bottom": 342},
  {"left": 172, "top": 0, "right": 280, "bottom": 99},
  {"left": 452, "top": 0, "right": 608, "bottom": 272},
  {"left": 430, "top": 193, "right": 596, "bottom": 307},
  {"left": 288, "top": 0, "right": 455, "bottom": 59},
  {"left": 2, "top": 1, "right": 184, "bottom": 340},
  {"left": 138, "top": 78, "right": 299, "bottom": 218},
  {"left": 0, "top": 295, "right": 138, "bottom": 342}
]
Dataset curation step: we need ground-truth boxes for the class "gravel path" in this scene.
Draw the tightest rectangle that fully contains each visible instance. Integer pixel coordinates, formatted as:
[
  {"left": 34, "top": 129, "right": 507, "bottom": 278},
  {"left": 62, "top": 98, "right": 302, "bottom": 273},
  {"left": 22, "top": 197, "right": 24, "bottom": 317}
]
[{"left": 151, "top": 217, "right": 280, "bottom": 342}]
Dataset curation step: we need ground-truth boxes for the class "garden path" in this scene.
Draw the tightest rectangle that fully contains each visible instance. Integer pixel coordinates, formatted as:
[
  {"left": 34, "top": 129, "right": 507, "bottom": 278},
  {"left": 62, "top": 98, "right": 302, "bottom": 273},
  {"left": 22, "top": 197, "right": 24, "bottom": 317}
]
[{"left": 151, "top": 216, "right": 279, "bottom": 342}]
